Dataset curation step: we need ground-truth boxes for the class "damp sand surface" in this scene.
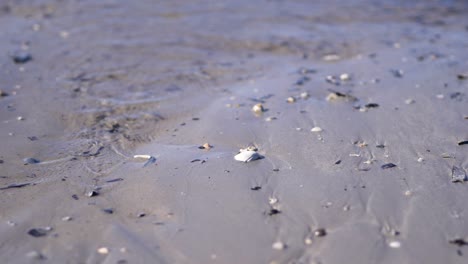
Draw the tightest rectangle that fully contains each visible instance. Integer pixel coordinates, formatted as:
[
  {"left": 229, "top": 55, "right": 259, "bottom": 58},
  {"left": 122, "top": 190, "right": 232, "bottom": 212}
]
[{"left": 1, "top": 1, "right": 468, "bottom": 263}]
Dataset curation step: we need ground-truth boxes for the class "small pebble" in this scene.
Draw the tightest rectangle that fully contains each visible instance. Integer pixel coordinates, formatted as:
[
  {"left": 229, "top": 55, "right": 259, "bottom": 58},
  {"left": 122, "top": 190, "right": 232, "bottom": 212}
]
[
  {"left": 388, "top": 241, "right": 401, "bottom": 248},
  {"left": 381, "top": 163, "right": 397, "bottom": 169},
  {"left": 23, "top": 157, "right": 40, "bottom": 165},
  {"left": 286, "top": 97, "right": 296, "bottom": 103},
  {"left": 300, "top": 92, "right": 309, "bottom": 99},
  {"left": 272, "top": 241, "right": 286, "bottom": 250},
  {"left": 86, "top": 190, "right": 99, "bottom": 197},
  {"left": 252, "top": 103, "right": 264, "bottom": 113},
  {"left": 26, "top": 251, "right": 45, "bottom": 260},
  {"left": 102, "top": 208, "right": 114, "bottom": 214},
  {"left": 0, "top": 90, "right": 8, "bottom": 97},
  {"left": 17, "top": 116, "right": 25, "bottom": 121},
  {"left": 405, "top": 99, "right": 415, "bottom": 104},
  {"left": 339, "top": 73, "right": 351, "bottom": 81},
  {"left": 304, "top": 237, "right": 313, "bottom": 245},
  {"left": 137, "top": 212, "right": 146, "bottom": 218},
  {"left": 314, "top": 228, "right": 327, "bottom": 237},
  {"left": 12, "top": 51, "right": 32, "bottom": 64},
  {"left": 61, "top": 216, "right": 72, "bottom": 221},
  {"left": 436, "top": 94, "right": 444, "bottom": 99},
  {"left": 198, "top": 143, "right": 212, "bottom": 150},
  {"left": 28, "top": 228, "right": 51, "bottom": 237},
  {"left": 97, "top": 247, "right": 109, "bottom": 255},
  {"left": 311, "top": 127, "right": 322, "bottom": 132}
]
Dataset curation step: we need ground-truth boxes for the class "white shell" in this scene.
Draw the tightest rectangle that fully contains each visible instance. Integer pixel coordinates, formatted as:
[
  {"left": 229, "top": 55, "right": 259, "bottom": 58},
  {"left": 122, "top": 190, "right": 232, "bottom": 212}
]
[
  {"left": 133, "top": 154, "right": 152, "bottom": 159},
  {"left": 234, "top": 150, "right": 261, "bottom": 162},
  {"left": 272, "top": 241, "right": 285, "bottom": 250},
  {"left": 311, "top": 127, "right": 322, "bottom": 132}
]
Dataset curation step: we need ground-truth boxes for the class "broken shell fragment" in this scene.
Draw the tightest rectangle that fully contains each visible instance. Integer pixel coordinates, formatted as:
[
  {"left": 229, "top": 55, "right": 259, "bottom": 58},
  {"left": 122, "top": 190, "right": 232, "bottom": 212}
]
[
  {"left": 199, "top": 143, "right": 212, "bottom": 150},
  {"left": 234, "top": 150, "right": 262, "bottom": 162},
  {"left": 272, "top": 241, "right": 286, "bottom": 250},
  {"left": 452, "top": 166, "right": 467, "bottom": 183},
  {"left": 97, "top": 247, "right": 109, "bottom": 255},
  {"left": 300, "top": 92, "right": 309, "bottom": 99},
  {"left": 311, "top": 127, "right": 322, "bottom": 132},
  {"left": 252, "top": 103, "right": 264, "bottom": 113},
  {"left": 339, "top": 73, "right": 351, "bottom": 81}
]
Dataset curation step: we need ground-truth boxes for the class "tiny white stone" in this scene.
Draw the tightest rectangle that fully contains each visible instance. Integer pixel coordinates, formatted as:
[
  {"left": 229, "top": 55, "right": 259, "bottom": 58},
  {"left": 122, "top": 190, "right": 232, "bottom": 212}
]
[
  {"left": 32, "top": 24, "right": 41, "bottom": 31},
  {"left": 272, "top": 241, "right": 285, "bottom": 250},
  {"left": 339, "top": 73, "right": 351, "bottom": 81},
  {"left": 296, "top": 127, "right": 302, "bottom": 131},
  {"left": 97, "top": 247, "right": 109, "bottom": 254},
  {"left": 269, "top": 197, "right": 278, "bottom": 205},
  {"left": 436, "top": 94, "right": 444, "bottom": 99},
  {"left": 300, "top": 92, "right": 309, "bottom": 99},
  {"left": 388, "top": 241, "right": 401, "bottom": 248},
  {"left": 17, "top": 116, "right": 24, "bottom": 121},
  {"left": 286, "top": 97, "right": 296, "bottom": 103},
  {"left": 417, "top": 157, "right": 424, "bottom": 162},
  {"left": 60, "top": 31, "right": 70, "bottom": 39},
  {"left": 311, "top": 127, "right": 322, "bottom": 132},
  {"left": 304, "top": 237, "right": 313, "bottom": 245},
  {"left": 62, "top": 216, "right": 72, "bottom": 221},
  {"left": 405, "top": 99, "right": 415, "bottom": 104},
  {"left": 323, "top": 54, "right": 340, "bottom": 61}
]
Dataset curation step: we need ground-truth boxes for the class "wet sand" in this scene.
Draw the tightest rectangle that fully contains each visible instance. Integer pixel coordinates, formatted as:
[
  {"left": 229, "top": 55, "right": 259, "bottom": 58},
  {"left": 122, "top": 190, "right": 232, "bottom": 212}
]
[{"left": 1, "top": 0, "right": 468, "bottom": 263}]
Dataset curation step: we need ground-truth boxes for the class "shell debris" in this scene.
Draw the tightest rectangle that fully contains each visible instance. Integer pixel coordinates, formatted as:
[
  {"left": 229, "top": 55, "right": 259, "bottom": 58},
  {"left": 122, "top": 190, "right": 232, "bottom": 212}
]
[
  {"left": 252, "top": 103, "right": 264, "bottom": 113},
  {"left": 311, "top": 127, "right": 322, "bottom": 132},
  {"left": 234, "top": 146, "right": 263, "bottom": 162}
]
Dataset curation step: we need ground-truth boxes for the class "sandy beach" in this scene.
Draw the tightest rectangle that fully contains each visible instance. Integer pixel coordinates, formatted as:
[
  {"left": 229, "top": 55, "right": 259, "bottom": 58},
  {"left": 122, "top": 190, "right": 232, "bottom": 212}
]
[{"left": 1, "top": 0, "right": 467, "bottom": 263}]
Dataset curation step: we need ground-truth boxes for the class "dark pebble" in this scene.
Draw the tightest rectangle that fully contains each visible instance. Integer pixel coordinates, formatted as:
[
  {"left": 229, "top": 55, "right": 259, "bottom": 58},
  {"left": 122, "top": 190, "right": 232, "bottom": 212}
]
[
  {"left": 376, "top": 144, "right": 385, "bottom": 148},
  {"left": 27, "top": 228, "right": 50, "bottom": 237},
  {"left": 458, "top": 140, "right": 468, "bottom": 146},
  {"left": 137, "top": 212, "right": 146, "bottom": 218},
  {"left": 102, "top": 208, "right": 114, "bottom": 214},
  {"left": 106, "top": 178, "right": 124, "bottom": 183},
  {"left": 268, "top": 209, "right": 281, "bottom": 216},
  {"left": 0, "top": 90, "right": 8, "bottom": 97},
  {"left": 23, "top": 158, "right": 40, "bottom": 165},
  {"left": 12, "top": 51, "right": 32, "bottom": 64},
  {"left": 365, "top": 103, "right": 379, "bottom": 108},
  {"left": 273, "top": 168, "right": 279, "bottom": 172},
  {"left": 450, "top": 238, "right": 468, "bottom": 246},
  {"left": 457, "top": 73, "right": 468, "bottom": 80},
  {"left": 27, "top": 136, "right": 38, "bottom": 141},
  {"left": 251, "top": 186, "right": 262, "bottom": 191},
  {"left": 334, "top": 160, "right": 342, "bottom": 165},
  {"left": 390, "top": 69, "right": 404, "bottom": 78},
  {"left": 0, "top": 159, "right": 3, "bottom": 164},
  {"left": 192, "top": 117, "right": 200, "bottom": 121},
  {"left": 72, "top": 194, "right": 79, "bottom": 200},
  {"left": 381, "top": 163, "right": 397, "bottom": 169},
  {"left": 314, "top": 228, "right": 327, "bottom": 237}
]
